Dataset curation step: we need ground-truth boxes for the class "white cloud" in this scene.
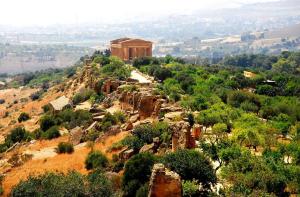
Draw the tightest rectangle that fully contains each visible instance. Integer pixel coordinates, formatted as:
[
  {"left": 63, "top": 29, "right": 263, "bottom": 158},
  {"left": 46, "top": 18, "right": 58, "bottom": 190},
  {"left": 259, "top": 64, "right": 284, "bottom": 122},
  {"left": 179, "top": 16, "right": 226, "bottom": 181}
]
[{"left": 0, "top": 0, "right": 280, "bottom": 26}]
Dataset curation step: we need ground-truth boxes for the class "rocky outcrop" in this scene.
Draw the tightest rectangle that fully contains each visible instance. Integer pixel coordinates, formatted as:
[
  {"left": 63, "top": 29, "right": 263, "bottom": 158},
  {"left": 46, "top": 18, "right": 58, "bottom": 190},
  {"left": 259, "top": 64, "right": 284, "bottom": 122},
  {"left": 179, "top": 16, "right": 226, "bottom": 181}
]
[
  {"left": 148, "top": 163, "right": 182, "bottom": 197},
  {"left": 118, "top": 87, "right": 165, "bottom": 120},
  {"left": 171, "top": 121, "right": 195, "bottom": 151},
  {"left": 69, "top": 126, "right": 83, "bottom": 145}
]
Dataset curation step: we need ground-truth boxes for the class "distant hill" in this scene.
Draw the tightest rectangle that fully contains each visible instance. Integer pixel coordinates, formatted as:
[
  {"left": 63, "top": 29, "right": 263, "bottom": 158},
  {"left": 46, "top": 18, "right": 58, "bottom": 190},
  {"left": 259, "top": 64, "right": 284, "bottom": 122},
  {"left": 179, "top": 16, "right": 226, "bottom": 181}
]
[{"left": 264, "top": 24, "right": 300, "bottom": 39}]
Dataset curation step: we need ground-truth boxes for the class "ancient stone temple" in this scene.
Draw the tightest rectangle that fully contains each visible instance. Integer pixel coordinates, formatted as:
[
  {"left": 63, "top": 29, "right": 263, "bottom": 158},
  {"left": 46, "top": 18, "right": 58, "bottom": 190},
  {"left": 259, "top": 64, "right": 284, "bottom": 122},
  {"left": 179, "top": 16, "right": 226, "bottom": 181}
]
[{"left": 110, "top": 38, "right": 152, "bottom": 61}]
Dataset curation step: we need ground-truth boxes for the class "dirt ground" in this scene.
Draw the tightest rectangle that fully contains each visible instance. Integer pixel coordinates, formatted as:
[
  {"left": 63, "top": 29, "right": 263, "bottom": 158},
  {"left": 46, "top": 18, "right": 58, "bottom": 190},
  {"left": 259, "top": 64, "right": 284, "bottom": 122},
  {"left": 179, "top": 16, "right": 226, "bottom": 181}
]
[
  {"left": 0, "top": 87, "right": 63, "bottom": 142},
  {"left": 1, "top": 131, "right": 129, "bottom": 196}
]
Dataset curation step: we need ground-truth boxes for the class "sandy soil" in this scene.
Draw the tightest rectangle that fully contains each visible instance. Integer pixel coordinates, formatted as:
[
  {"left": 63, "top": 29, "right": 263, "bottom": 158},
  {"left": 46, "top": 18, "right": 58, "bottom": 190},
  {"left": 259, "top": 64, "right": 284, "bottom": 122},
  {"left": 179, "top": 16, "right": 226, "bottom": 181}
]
[
  {"left": 0, "top": 87, "right": 63, "bottom": 141},
  {"left": 2, "top": 131, "right": 129, "bottom": 196}
]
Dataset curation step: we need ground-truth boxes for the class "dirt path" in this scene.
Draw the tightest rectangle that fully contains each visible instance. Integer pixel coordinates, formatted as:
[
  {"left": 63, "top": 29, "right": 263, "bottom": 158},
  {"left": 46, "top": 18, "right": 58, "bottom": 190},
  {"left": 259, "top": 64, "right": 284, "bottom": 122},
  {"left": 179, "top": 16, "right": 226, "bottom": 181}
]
[{"left": 130, "top": 70, "right": 152, "bottom": 84}]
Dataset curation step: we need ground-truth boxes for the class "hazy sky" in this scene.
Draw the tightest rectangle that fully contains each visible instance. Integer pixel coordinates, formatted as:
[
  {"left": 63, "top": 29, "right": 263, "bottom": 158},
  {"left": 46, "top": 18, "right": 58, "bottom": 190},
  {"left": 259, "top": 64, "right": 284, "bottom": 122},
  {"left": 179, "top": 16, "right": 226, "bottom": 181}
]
[{"left": 0, "top": 0, "right": 279, "bottom": 26}]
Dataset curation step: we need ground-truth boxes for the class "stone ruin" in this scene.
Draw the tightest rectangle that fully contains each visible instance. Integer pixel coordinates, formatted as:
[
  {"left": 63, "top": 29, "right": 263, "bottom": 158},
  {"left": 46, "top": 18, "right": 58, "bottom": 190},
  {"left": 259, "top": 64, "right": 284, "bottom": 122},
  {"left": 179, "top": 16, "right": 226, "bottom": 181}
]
[
  {"left": 101, "top": 79, "right": 121, "bottom": 95},
  {"left": 191, "top": 124, "right": 203, "bottom": 140},
  {"left": 148, "top": 163, "right": 182, "bottom": 197},
  {"left": 170, "top": 121, "right": 196, "bottom": 152},
  {"left": 118, "top": 87, "right": 165, "bottom": 120}
]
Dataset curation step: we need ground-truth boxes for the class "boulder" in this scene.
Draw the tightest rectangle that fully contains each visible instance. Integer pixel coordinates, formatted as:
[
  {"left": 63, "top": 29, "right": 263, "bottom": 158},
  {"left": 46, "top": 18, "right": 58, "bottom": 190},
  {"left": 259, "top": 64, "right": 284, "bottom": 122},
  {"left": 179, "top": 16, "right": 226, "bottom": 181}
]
[
  {"left": 139, "top": 143, "right": 155, "bottom": 153},
  {"left": 119, "top": 149, "right": 135, "bottom": 160},
  {"left": 129, "top": 114, "right": 139, "bottom": 123},
  {"left": 148, "top": 163, "right": 182, "bottom": 197},
  {"left": 69, "top": 126, "right": 83, "bottom": 145},
  {"left": 123, "top": 122, "right": 133, "bottom": 131}
]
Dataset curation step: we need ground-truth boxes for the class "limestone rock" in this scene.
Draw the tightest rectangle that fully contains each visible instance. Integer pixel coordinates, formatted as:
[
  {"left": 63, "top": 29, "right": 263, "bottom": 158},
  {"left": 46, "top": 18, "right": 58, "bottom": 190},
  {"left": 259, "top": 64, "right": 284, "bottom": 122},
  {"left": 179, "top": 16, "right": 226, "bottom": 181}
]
[
  {"left": 129, "top": 114, "right": 139, "bottom": 123},
  {"left": 170, "top": 121, "right": 195, "bottom": 151},
  {"left": 139, "top": 143, "right": 155, "bottom": 153},
  {"left": 148, "top": 163, "right": 182, "bottom": 197},
  {"left": 119, "top": 149, "right": 135, "bottom": 160},
  {"left": 69, "top": 126, "right": 83, "bottom": 145},
  {"left": 123, "top": 121, "right": 133, "bottom": 131}
]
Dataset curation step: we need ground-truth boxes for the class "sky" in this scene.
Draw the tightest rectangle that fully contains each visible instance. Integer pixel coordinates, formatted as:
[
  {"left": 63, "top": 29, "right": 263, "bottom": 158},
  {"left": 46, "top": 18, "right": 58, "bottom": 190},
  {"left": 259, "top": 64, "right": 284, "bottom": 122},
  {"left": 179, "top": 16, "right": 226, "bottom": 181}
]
[{"left": 0, "top": 0, "right": 280, "bottom": 26}]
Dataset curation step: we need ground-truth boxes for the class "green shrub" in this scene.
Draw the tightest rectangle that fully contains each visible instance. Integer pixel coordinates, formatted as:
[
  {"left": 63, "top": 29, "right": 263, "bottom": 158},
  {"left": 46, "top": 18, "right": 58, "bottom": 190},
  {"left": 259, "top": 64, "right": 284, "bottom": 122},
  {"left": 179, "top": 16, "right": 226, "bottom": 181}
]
[
  {"left": 42, "top": 104, "right": 51, "bottom": 113},
  {"left": 42, "top": 126, "right": 60, "bottom": 140},
  {"left": 11, "top": 170, "right": 113, "bottom": 197},
  {"left": 122, "top": 153, "right": 157, "bottom": 197},
  {"left": 85, "top": 151, "right": 108, "bottom": 170},
  {"left": 113, "top": 111, "right": 127, "bottom": 123},
  {"left": 72, "top": 88, "right": 96, "bottom": 105},
  {"left": 83, "top": 129, "right": 100, "bottom": 142},
  {"left": 109, "top": 141, "right": 125, "bottom": 152},
  {"left": 58, "top": 109, "right": 92, "bottom": 129},
  {"left": 132, "top": 122, "right": 170, "bottom": 146},
  {"left": 135, "top": 183, "right": 149, "bottom": 197},
  {"left": 18, "top": 112, "right": 30, "bottom": 123},
  {"left": 163, "top": 149, "right": 216, "bottom": 191},
  {"left": 112, "top": 161, "right": 124, "bottom": 173},
  {"left": 32, "top": 129, "right": 42, "bottom": 140},
  {"left": 99, "top": 112, "right": 122, "bottom": 132},
  {"left": 40, "top": 115, "right": 56, "bottom": 131},
  {"left": 86, "top": 170, "right": 113, "bottom": 197},
  {"left": 4, "top": 127, "right": 32, "bottom": 148},
  {"left": 57, "top": 142, "right": 74, "bottom": 154},
  {"left": 120, "top": 136, "right": 144, "bottom": 152},
  {"left": 30, "top": 90, "right": 44, "bottom": 101},
  {"left": 182, "top": 180, "right": 200, "bottom": 197}
]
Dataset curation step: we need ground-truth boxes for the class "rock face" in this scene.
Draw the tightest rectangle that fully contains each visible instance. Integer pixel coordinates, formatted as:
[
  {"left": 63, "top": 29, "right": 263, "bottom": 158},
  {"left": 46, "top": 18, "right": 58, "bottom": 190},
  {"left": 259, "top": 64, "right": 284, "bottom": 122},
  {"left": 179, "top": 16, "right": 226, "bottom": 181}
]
[
  {"left": 171, "top": 121, "right": 195, "bottom": 151},
  {"left": 118, "top": 87, "right": 165, "bottom": 120},
  {"left": 148, "top": 163, "right": 182, "bottom": 197}
]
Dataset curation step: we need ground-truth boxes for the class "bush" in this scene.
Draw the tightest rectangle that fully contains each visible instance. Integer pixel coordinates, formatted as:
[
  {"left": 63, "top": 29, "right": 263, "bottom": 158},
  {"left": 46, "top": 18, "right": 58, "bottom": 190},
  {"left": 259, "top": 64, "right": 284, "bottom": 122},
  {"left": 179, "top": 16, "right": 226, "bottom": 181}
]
[
  {"left": 11, "top": 170, "right": 113, "bottom": 197},
  {"left": 163, "top": 149, "right": 217, "bottom": 191},
  {"left": 5, "top": 127, "right": 31, "bottom": 145},
  {"left": 113, "top": 111, "right": 127, "bottom": 123},
  {"left": 58, "top": 109, "right": 92, "bottom": 129},
  {"left": 0, "top": 127, "right": 33, "bottom": 153},
  {"left": 42, "top": 104, "right": 51, "bottom": 113},
  {"left": 57, "top": 142, "right": 74, "bottom": 154},
  {"left": 42, "top": 126, "right": 60, "bottom": 140},
  {"left": 135, "top": 183, "right": 149, "bottom": 197},
  {"left": 133, "top": 122, "right": 170, "bottom": 145},
  {"left": 72, "top": 88, "right": 96, "bottom": 105},
  {"left": 86, "top": 170, "right": 113, "bottom": 197},
  {"left": 30, "top": 90, "right": 44, "bottom": 101},
  {"left": 40, "top": 115, "right": 56, "bottom": 131},
  {"left": 18, "top": 112, "right": 30, "bottom": 123},
  {"left": 112, "top": 161, "right": 124, "bottom": 173},
  {"left": 182, "top": 180, "right": 200, "bottom": 197},
  {"left": 122, "top": 153, "right": 157, "bottom": 197},
  {"left": 85, "top": 151, "right": 108, "bottom": 170}
]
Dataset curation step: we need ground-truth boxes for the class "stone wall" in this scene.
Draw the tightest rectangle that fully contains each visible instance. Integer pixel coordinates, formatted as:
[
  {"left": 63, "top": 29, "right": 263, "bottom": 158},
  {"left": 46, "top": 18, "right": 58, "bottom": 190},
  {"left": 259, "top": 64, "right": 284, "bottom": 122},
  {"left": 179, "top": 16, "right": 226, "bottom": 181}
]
[
  {"left": 148, "top": 163, "right": 182, "bottom": 197},
  {"left": 171, "top": 121, "right": 195, "bottom": 151}
]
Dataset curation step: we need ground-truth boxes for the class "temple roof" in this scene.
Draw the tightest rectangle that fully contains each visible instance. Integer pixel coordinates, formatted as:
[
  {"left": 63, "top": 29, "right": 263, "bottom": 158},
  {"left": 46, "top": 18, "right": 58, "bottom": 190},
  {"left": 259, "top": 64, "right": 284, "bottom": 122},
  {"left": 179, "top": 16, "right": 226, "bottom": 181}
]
[{"left": 110, "top": 38, "right": 152, "bottom": 44}]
